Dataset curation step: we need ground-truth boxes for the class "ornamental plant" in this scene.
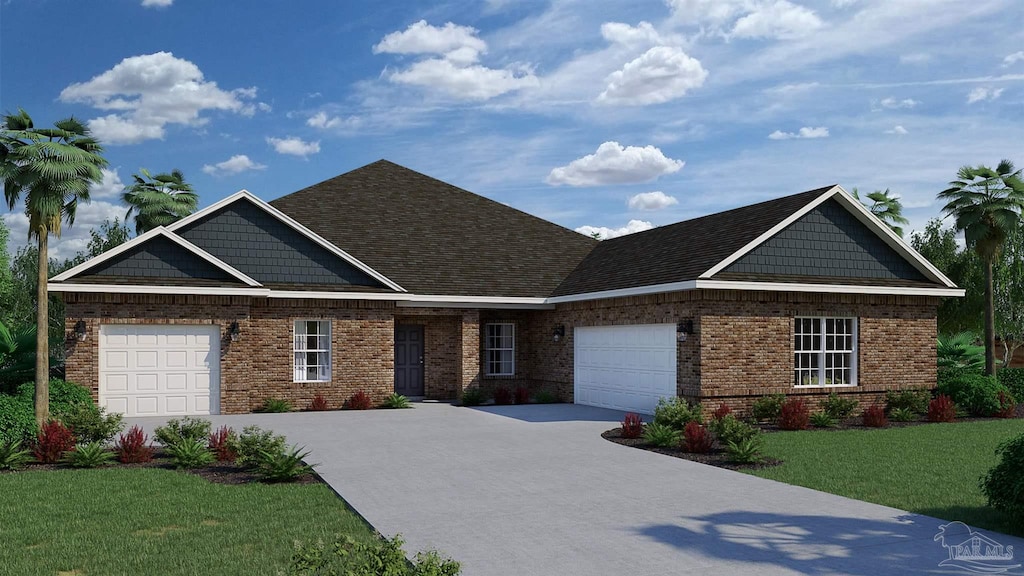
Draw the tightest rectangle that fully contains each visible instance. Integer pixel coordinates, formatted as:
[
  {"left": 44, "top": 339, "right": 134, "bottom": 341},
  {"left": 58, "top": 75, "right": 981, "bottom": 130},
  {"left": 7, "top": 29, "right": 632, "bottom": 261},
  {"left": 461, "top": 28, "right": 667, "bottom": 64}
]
[
  {"left": 493, "top": 387, "right": 514, "bottom": 406},
  {"left": 114, "top": 425, "right": 154, "bottom": 463},
  {"left": 778, "top": 399, "right": 810, "bottom": 430},
  {"left": 822, "top": 393, "right": 859, "bottom": 420},
  {"left": 995, "top": 391, "right": 1017, "bottom": 419},
  {"left": 682, "top": 422, "right": 713, "bottom": 453},
  {"left": 208, "top": 425, "right": 238, "bottom": 462},
  {"left": 33, "top": 420, "right": 75, "bottom": 463},
  {"left": 514, "top": 387, "right": 530, "bottom": 405},
  {"left": 712, "top": 403, "right": 732, "bottom": 421},
  {"left": 927, "top": 395, "right": 957, "bottom": 423},
  {"left": 346, "top": 391, "right": 373, "bottom": 410},
  {"left": 751, "top": 394, "right": 785, "bottom": 423},
  {"left": 862, "top": 404, "right": 888, "bottom": 428},
  {"left": 620, "top": 413, "right": 644, "bottom": 439},
  {"left": 308, "top": 394, "right": 330, "bottom": 411}
]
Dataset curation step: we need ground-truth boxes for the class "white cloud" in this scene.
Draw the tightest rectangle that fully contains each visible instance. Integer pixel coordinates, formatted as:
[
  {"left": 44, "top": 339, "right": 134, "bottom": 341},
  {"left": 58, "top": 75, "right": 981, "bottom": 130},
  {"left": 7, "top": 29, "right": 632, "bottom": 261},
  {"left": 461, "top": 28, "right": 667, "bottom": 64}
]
[
  {"left": 388, "top": 58, "right": 538, "bottom": 100},
  {"left": 967, "top": 86, "right": 1004, "bottom": 104},
  {"left": 899, "top": 53, "right": 932, "bottom": 65},
  {"left": 3, "top": 197, "right": 126, "bottom": 261},
  {"left": 600, "top": 21, "right": 682, "bottom": 48},
  {"left": 306, "top": 111, "right": 362, "bottom": 130},
  {"left": 665, "top": 0, "right": 745, "bottom": 24},
  {"left": 1003, "top": 51, "right": 1024, "bottom": 67},
  {"left": 201, "top": 155, "right": 266, "bottom": 176},
  {"left": 266, "top": 136, "right": 320, "bottom": 157},
  {"left": 879, "top": 97, "right": 919, "bottom": 109},
  {"left": 59, "top": 52, "right": 261, "bottom": 145},
  {"left": 885, "top": 125, "right": 909, "bottom": 135},
  {"left": 373, "top": 20, "right": 487, "bottom": 64},
  {"left": 598, "top": 46, "right": 707, "bottom": 105},
  {"left": 731, "top": 1, "right": 823, "bottom": 39},
  {"left": 547, "top": 142, "right": 684, "bottom": 187},
  {"left": 575, "top": 220, "right": 654, "bottom": 240},
  {"left": 141, "top": 0, "right": 172, "bottom": 7},
  {"left": 627, "top": 191, "right": 679, "bottom": 211},
  {"left": 90, "top": 168, "right": 125, "bottom": 200},
  {"left": 768, "top": 126, "right": 830, "bottom": 139}
]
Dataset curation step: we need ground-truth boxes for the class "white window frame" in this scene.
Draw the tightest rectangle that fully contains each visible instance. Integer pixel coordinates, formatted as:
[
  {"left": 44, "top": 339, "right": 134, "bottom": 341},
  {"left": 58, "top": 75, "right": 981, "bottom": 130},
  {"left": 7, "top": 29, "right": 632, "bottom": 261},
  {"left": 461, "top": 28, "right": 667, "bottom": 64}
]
[
  {"left": 293, "top": 319, "right": 332, "bottom": 383},
  {"left": 484, "top": 323, "right": 516, "bottom": 377},
  {"left": 793, "top": 316, "right": 858, "bottom": 387}
]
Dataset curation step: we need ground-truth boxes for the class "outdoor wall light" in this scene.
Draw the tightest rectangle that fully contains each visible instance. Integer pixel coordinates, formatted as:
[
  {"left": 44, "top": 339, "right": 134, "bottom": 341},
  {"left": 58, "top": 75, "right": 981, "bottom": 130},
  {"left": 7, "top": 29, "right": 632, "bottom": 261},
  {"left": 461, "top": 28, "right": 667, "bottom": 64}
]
[
  {"left": 229, "top": 321, "right": 241, "bottom": 342},
  {"left": 74, "top": 320, "right": 87, "bottom": 342},
  {"left": 677, "top": 320, "right": 694, "bottom": 343},
  {"left": 552, "top": 324, "right": 565, "bottom": 342}
]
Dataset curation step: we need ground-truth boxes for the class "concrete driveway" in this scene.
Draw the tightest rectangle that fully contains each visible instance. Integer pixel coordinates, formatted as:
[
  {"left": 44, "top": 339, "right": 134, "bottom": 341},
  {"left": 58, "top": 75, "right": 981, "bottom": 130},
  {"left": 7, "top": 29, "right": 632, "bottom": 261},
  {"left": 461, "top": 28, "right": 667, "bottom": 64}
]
[{"left": 131, "top": 403, "right": 1024, "bottom": 576}]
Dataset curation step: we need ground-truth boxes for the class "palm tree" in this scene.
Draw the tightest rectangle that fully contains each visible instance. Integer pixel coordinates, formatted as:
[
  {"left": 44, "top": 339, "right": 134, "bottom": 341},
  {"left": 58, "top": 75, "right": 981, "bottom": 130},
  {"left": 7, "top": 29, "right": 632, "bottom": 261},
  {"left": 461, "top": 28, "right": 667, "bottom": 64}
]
[
  {"left": 0, "top": 109, "right": 107, "bottom": 425},
  {"left": 938, "top": 160, "right": 1024, "bottom": 375},
  {"left": 852, "top": 188, "right": 909, "bottom": 236},
  {"left": 122, "top": 168, "right": 198, "bottom": 234}
]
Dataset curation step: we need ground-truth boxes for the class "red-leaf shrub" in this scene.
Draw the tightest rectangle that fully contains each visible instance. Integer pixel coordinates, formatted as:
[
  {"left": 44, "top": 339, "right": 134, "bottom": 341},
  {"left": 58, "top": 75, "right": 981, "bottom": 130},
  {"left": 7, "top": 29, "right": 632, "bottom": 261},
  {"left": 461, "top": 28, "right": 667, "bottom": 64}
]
[
  {"left": 115, "top": 425, "right": 154, "bottom": 463},
  {"left": 309, "top": 394, "right": 329, "bottom": 412},
  {"left": 621, "top": 413, "right": 644, "bottom": 439},
  {"left": 208, "top": 425, "right": 237, "bottom": 462},
  {"left": 682, "top": 421, "right": 713, "bottom": 453},
  {"left": 995, "top": 391, "right": 1017, "bottom": 419},
  {"left": 34, "top": 420, "right": 75, "bottom": 463},
  {"left": 779, "top": 399, "right": 810, "bottom": 430},
  {"left": 862, "top": 404, "right": 888, "bottom": 428},
  {"left": 514, "top": 387, "right": 531, "bottom": 405},
  {"left": 347, "top": 390, "right": 373, "bottom": 410},
  {"left": 494, "top": 387, "right": 514, "bottom": 405},
  {"left": 928, "top": 394, "right": 956, "bottom": 423},
  {"left": 712, "top": 403, "right": 732, "bottom": 421}
]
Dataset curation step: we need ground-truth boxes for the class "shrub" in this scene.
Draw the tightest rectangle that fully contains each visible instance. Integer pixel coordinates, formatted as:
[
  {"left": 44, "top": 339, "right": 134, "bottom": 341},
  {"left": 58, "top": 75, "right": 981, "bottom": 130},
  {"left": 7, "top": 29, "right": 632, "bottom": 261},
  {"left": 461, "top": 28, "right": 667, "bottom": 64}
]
[
  {"left": 64, "top": 441, "right": 115, "bottom": 468},
  {"left": 0, "top": 394, "right": 36, "bottom": 446},
  {"left": 286, "top": 534, "right": 460, "bottom": 576},
  {"left": 809, "top": 411, "right": 836, "bottom": 428},
  {"left": 308, "top": 394, "right": 329, "bottom": 411},
  {"left": 682, "top": 422, "right": 713, "bottom": 453},
  {"left": 885, "top": 389, "right": 930, "bottom": 415},
  {"left": 0, "top": 439, "right": 32, "bottom": 470},
  {"left": 514, "top": 387, "right": 530, "bottom": 405},
  {"left": 493, "top": 387, "right": 513, "bottom": 405},
  {"left": 166, "top": 437, "right": 215, "bottom": 469},
  {"left": 726, "top": 437, "right": 764, "bottom": 464},
  {"left": 346, "top": 390, "right": 373, "bottom": 410},
  {"left": 642, "top": 422, "right": 680, "bottom": 447},
  {"left": 778, "top": 399, "right": 810, "bottom": 430},
  {"left": 889, "top": 407, "right": 918, "bottom": 422},
  {"left": 383, "top": 393, "right": 411, "bottom": 409},
  {"left": 862, "top": 404, "right": 888, "bottom": 428},
  {"left": 257, "top": 444, "right": 314, "bottom": 482},
  {"left": 460, "top": 388, "right": 485, "bottom": 406},
  {"left": 154, "top": 416, "right": 212, "bottom": 447},
  {"left": 937, "top": 372, "right": 1007, "bottom": 417},
  {"left": 33, "top": 420, "right": 75, "bottom": 463},
  {"left": 17, "top": 379, "right": 91, "bottom": 412},
  {"left": 58, "top": 403, "right": 124, "bottom": 444},
  {"left": 233, "top": 425, "right": 287, "bottom": 467},
  {"left": 822, "top": 393, "right": 859, "bottom": 420},
  {"left": 708, "top": 414, "right": 760, "bottom": 446},
  {"left": 752, "top": 394, "right": 786, "bottom": 423},
  {"left": 208, "top": 425, "right": 238, "bottom": 462},
  {"left": 712, "top": 403, "right": 732, "bottom": 421},
  {"left": 257, "top": 398, "right": 293, "bottom": 413},
  {"left": 114, "top": 425, "right": 154, "bottom": 463},
  {"left": 995, "top": 390, "right": 1018, "bottom": 419},
  {"left": 927, "top": 395, "right": 957, "bottom": 423},
  {"left": 998, "top": 367, "right": 1024, "bottom": 403},
  {"left": 980, "top": 432, "right": 1024, "bottom": 523},
  {"left": 621, "top": 413, "right": 644, "bottom": 439},
  {"left": 653, "top": 397, "right": 703, "bottom": 429},
  {"left": 533, "top": 390, "right": 558, "bottom": 404}
]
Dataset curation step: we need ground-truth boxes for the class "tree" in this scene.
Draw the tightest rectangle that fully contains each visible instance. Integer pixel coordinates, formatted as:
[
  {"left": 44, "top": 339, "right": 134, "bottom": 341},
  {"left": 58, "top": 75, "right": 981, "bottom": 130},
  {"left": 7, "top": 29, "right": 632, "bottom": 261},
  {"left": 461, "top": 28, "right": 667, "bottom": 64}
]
[
  {"left": 122, "top": 168, "right": 197, "bottom": 234},
  {"left": 911, "top": 218, "right": 983, "bottom": 333},
  {"left": 995, "top": 225, "right": 1024, "bottom": 366},
  {"left": 65, "top": 217, "right": 131, "bottom": 268},
  {"left": 0, "top": 109, "right": 107, "bottom": 425},
  {"left": 0, "top": 216, "right": 12, "bottom": 325},
  {"left": 852, "top": 188, "right": 910, "bottom": 237},
  {"left": 938, "top": 160, "right": 1024, "bottom": 375}
]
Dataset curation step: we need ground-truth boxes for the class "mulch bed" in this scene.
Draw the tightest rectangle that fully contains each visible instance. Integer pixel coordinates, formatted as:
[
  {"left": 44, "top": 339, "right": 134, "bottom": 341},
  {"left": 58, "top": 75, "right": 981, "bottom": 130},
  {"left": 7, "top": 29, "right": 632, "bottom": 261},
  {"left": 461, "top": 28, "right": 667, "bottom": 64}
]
[
  {"left": 4, "top": 448, "right": 323, "bottom": 486},
  {"left": 601, "top": 428, "right": 782, "bottom": 471}
]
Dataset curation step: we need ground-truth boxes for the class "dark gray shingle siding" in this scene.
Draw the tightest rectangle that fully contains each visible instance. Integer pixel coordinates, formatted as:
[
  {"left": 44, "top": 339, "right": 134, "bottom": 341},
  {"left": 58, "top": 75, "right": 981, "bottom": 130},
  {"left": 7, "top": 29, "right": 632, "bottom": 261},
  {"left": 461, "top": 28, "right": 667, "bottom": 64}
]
[
  {"left": 78, "top": 236, "right": 236, "bottom": 282},
  {"left": 176, "top": 198, "right": 385, "bottom": 288},
  {"left": 722, "top": 199, "right": 927, "bottom": 281}
]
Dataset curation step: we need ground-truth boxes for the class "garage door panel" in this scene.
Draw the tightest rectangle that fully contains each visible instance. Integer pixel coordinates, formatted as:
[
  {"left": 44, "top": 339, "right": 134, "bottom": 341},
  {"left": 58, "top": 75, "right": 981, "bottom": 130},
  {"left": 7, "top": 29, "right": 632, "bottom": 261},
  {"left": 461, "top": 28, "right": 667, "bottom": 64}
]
[{"left": 575, "top": 324, "right": 676, "bottom": 415}]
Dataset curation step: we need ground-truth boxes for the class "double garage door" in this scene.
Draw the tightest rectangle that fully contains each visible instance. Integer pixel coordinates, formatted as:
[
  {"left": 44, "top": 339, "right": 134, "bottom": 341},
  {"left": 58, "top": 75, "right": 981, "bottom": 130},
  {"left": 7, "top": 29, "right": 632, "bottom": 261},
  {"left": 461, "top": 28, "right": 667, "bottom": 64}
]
[
  {"left": 574, "top": 324, "right": 677, "bottom": 414},
  {"left": 99, "top": 325, "right": 221, "bottom": 416}
]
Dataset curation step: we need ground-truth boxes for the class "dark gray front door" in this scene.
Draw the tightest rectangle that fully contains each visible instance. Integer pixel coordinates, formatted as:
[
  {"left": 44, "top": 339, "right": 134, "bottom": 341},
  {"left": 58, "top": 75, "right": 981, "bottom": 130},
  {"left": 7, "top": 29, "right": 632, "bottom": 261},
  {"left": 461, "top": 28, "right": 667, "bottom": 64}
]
[{"left": 395, "top": 324, "right": 424, "bottom": 396}]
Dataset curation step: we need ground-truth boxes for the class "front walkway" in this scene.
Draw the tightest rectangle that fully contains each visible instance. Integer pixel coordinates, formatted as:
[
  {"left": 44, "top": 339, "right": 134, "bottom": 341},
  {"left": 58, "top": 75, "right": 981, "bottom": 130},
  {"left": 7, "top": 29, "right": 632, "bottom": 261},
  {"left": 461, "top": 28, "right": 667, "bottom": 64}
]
[{"left": 131, "top": 403, "right": 1024, "bottom": 575}]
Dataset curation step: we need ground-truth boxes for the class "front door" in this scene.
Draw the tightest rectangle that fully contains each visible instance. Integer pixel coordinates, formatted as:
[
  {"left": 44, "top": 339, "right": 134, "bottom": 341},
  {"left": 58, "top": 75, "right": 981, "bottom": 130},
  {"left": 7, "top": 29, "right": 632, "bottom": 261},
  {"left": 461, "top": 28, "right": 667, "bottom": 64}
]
[{"left": 395, "top": 324, "right": 425, "bottom": 396}]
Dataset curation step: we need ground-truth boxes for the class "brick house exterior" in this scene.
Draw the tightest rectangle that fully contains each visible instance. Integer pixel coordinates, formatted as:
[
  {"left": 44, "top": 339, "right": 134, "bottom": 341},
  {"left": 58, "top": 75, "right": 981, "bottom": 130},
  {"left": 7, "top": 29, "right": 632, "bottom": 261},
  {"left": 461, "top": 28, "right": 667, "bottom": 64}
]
[{"left": 52, "top": 161, "right": 962, "bottom": 416}]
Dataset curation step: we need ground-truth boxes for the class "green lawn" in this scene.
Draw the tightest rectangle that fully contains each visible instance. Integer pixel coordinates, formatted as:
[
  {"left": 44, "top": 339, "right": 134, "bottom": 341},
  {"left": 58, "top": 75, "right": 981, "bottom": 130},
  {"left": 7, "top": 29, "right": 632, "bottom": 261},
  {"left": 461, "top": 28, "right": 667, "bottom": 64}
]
[
  {"left": 746, "top": 419, "right": 1024, "bottom": 537},
  {"left": 0, "top": 467, "right": 375, "bottom": 576}
]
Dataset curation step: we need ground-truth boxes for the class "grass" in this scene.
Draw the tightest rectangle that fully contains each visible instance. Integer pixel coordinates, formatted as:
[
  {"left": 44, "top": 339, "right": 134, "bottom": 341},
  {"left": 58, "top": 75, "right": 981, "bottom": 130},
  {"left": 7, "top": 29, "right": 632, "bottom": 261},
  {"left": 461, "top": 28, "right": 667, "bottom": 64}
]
[
  {"left": 0, "top": 467, "right": 375, "bottom": 575},
  {"left": 745, "top": 419, "right": 1024, "bottom": 537}
]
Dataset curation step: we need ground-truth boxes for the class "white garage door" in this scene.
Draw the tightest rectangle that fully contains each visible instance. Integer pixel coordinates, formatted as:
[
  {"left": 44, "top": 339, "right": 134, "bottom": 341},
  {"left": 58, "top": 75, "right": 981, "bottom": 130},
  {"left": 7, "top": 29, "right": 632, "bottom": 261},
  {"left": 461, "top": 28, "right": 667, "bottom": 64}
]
[
  {"left": 574, "top": 324, "right": 677, "bottom": 414},
  {"left": 99, "top": 325, "right": 221, "bottom": 416}
]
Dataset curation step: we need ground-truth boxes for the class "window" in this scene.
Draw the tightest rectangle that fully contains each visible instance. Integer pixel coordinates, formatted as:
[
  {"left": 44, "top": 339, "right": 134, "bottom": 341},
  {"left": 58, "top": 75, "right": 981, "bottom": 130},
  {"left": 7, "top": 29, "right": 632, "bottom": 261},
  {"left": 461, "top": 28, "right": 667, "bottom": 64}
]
[
  {"left": 484, "top": 323, "right": 515, "bottom": 376},
  {"left": 294, "top": 320, "right": 331, "bottom": 382},
  {"left": 794, "top": 317, "right": 856, "bottom": 386}
]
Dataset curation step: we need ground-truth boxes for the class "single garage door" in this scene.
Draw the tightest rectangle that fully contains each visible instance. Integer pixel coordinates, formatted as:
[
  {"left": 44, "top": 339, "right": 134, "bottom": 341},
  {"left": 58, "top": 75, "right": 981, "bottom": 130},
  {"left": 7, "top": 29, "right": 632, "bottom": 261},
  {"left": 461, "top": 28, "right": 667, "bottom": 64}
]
[
  {"left": 99, "top": 325, "right": 221, "bottom": 416},
  {"left": 574, "top": 324, "right": 677, "bottom": 414}
]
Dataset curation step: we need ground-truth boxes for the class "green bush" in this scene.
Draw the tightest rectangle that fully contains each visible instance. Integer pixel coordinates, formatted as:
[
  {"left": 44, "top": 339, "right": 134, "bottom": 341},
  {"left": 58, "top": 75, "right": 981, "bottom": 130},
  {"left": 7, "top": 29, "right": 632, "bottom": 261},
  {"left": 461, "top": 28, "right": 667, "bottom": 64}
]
[
  {"left": 809, "top": 411, "right": 836, "bottom": 428},
  {"left": 752, "top": 394, "right": 786, "bottom": 423},
  {"left": 998, "top": 368, "right": 1024, "bottom": 403},
  {"left": 382, "top": 393, "right": 411, "bottom": 409},
  {"left": 64, "top": 441, "right": 115, "bottom": 468},
  {"left": 58, "top": 403, "right": 124, "bottom": 444},
  {"left": 232, "top": 425, "right": 287, "bottom": 468},
  {"left": 154, "top": 416, "right": 212, "bottom": 447},
  {"left": 532, "top": 390, "right": 558, "bottom": 404},
  {"left": 642, "top": 422, "right": 680, "bottom": 447},
  {"left": 0, "top": 394, "right": 36, "bottom": 446},
  {"left": 726, "top": 437, "right": 764, "bottom": 464},
  {"left": 937, "top": 372, "right": 1008, "bottom": 417},
  {"left": 653, "top": 397, "right": 703, "bottom": 429},
  {"left": 17, "top": 379, "right": 92, "bottom": 412},
  {"left": 165, "top": 437, "right": 215, "bottom": 469},
  {"left": 459, "top": 388, "right": 486, "bottom": 407},
  {"left": 0, "top": 439, "right": 32, "bottom": 470},
  {"left": 708, "top": 414, "right": 760, "bottom": 445},
  {"left": 885, "top": 389, "right": 930, "bottom": 415},
  {"left": 822, "top": 393, "right": 858, "bottom": 420},
  {"left": 889, "top": 407, "right": 918, "bottom": 422},
  {"left": 286, "top": 534, "right": 460, "bottom": 576},
  {"left": 257, "top": 444, "right": 314, "bottom": 482},
  {"left": 257, "top": 398, "right": 292, "bottom": 413},
  {"left": 980, "top": 432, "right": 1024, "bottom": 523}
]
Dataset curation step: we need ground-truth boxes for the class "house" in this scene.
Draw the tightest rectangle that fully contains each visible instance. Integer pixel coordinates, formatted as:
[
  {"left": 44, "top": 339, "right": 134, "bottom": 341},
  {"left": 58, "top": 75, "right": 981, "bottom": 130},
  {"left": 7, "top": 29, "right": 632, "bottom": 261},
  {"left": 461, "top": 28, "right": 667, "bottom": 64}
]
[{"left": 50, "top": 160, "right": 963, "bottom": 416}]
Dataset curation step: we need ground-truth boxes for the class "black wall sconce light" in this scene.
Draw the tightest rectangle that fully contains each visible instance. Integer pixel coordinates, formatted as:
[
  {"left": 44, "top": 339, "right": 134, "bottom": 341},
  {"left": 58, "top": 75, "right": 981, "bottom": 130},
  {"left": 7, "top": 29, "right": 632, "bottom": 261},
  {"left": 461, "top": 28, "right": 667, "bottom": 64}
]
[
  {"left": 229, "top": 321, "right": 241, "bottom": 342},
  {"left": 73, "top": 320, "right": 87, "bottom": 342},
  {"left": 552, "top": 324, "right": 566, "bottom": 342},
  {"left": 677, "top": 319, "right": 694, "bottom": 343}
]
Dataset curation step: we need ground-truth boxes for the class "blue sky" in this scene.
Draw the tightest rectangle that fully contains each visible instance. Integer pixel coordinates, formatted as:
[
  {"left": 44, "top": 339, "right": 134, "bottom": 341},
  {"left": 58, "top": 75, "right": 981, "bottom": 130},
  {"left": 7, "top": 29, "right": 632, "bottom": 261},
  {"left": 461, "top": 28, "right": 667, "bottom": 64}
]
[{"left": 1, "top": 0, "right": 1022, "bottom": 259}]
